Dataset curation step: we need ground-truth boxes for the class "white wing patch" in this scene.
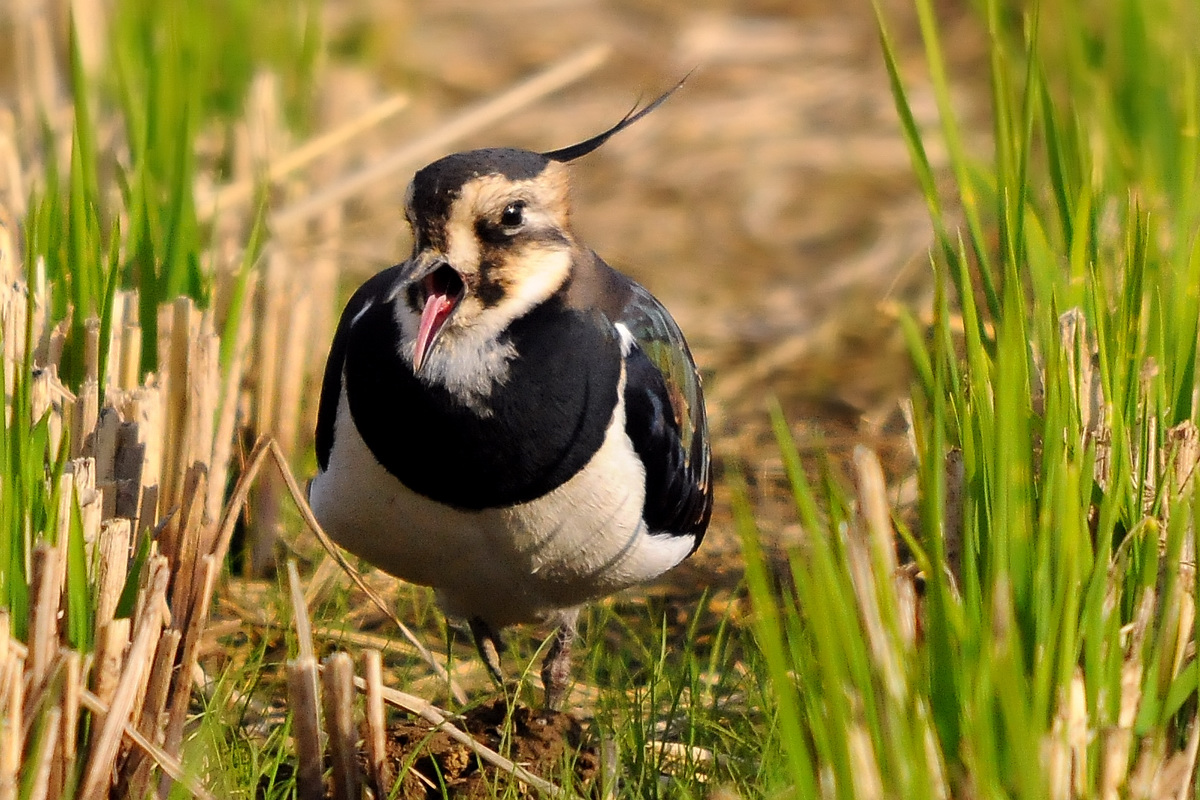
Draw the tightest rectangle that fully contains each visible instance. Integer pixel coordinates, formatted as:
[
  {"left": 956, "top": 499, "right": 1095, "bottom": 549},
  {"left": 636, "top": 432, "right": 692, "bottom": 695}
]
[{"left": 614, "top": 322, "right": 636, "bottom": 356}]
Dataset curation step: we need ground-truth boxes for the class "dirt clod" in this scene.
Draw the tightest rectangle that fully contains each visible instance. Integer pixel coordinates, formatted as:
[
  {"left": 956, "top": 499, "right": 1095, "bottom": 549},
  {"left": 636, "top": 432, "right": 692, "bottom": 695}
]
[{"left": 379, "top": 699, "right": 599, "bottom": 799}]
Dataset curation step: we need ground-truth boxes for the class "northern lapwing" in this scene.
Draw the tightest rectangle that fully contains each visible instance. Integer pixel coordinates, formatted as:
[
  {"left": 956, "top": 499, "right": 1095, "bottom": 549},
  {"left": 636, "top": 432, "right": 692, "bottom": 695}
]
[{"left": 310, "top": 84, "right": 712, "bottom": 709}]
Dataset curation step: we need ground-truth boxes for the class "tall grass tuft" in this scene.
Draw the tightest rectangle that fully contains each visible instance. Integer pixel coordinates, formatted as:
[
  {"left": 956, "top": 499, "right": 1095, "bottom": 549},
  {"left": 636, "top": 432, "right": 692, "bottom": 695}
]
[{"left": 742, "top": 0, "right": 1200, "bottom": 795}]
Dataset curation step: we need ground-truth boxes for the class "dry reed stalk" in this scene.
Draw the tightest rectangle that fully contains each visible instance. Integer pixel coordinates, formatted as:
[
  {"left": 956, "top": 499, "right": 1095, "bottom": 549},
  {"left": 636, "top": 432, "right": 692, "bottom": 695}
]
[
  {"left": 206, "top": 271, "right": 255, "bottom": 521},
  {"left": 847, "top": 725, "right": 884, "bottom": 800},
  {"left": 240, "top": 73, "right": 289, "bottom": 188},
  {"left": 288, "top": 656, "right": 325, "bottom": 800},
  {"left": 78, "top": 555, "right": 170, "bottom": 800},
  {"left": 95, "top": 518, "right": 131, "bottom": 623},
  {"left": 288, "top": 560, "right": 317, "bottom": 664},
  {"left": 0, "top": 282, "right": 24, "bottom": 402},
  {"left": 273, "top": 275, "right": 312, "bottom": 467},
  {"left": 161, "top": 297, "right": 196, "bottom": 514},
  {"left": 119, "top": 320, "right": 142, "bottom": 390},
  {"left": 72, "top": 458, "right": 103, "bottom": 559},
  {"left": 302, "top": 213, "right": 340, "bottom": 439},
  {"left": 322, "top": 652, "right": 360, "bottom": 800},
  {"left": 83, "top": 317, "right": 101, "bottom": 383},
  {"left": 255, "top": 251, "right": 287, "bottom": 441},
  {"left": 363, "top": 649, "right": 390, "bottom": 797},
  {"left": 28, "top": 544, "right": 61, "bottom": 698},
  {"left": 118, "top": 629, "right": 181, "bottom": 800},
  {"left": 128, "top": 383, "right": 165, "bottom": 531},
  {"left": 163, "top": 465, "right": 210, "bottom": 632},
  {"left": 1101, "top": 592, "right": 1156, "bottom": 800},
  {"left": 157, "top": 555, "right": 218, "bottom": 795},
  {"left": 1041, "top": 672, "right": 1088, "bottom": 800},
  {"left": 30, "top": 366, "right": 69, "bottom": 455},
  {"left": 25, "top": 705, "right": 61, "bottom": 800},
  {"left": 246, "top": 251, "right": 289, "bottom": 574},
  {"left": 88, "top": 615, "right": 131, "bottom": 739},
  {"left": 109, "top": 418, "right": 146, "bottom": 522},
  {"left": 0, "top": 650, "right": 23, "bottom": 800},
  {"left": 302, "top": 550, "right": 344, "bottom": 608},
  {"left": 52, "top": 471, "right": 73, "bottom": 596},
  {"left": 77, "top": 688, "right": 217, "bottom": 800},
  {"left": 72, "top": 380, "right": 99, "bottom": 459},
  {"left": 847, "top": 446, "right": 907, "bottom": 702},
  {"left": 190, "top": 314, "right": 220, "bottom": 480},
  {"left": 112, "top": 291, "right": 143, "bottom": 391},
  {"left": 50, "top": 649, "right": 81, "bottom": 800},
  {"left": 273, "top": 42, "right": 612, "bottom": 230},
  {"left": 251, "top": 245, "right": 315, "bottom": 573},
  {"left": 1170, "top": 714, "right": 1200, "bottom": 799},
  {"left": 0, "top": 126, "right": 25, "bottom": 218},
  {"left": 101, "top": 388, "right": 155, "bottom": 525},
  {"left": 599, "top": 737, "right": 619, "bottom": 800},
  {"left": 286, "top": 559, "right": 326, "bottom": 799}
]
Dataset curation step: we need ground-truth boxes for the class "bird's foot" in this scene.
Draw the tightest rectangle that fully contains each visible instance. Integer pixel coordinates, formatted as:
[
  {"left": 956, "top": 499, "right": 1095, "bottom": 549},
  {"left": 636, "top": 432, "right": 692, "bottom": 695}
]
[
  {"left": 468, "top": 617, "right": 506, "bottom": 688},
  {"left": 540, "top": 620, "right": 577, "bottom": 712}
]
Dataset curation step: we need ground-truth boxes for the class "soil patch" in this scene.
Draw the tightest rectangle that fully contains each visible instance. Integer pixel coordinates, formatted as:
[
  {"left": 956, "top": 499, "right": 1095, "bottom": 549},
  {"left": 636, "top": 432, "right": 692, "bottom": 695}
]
[{"left": 376, "top": 700, "right": 599, "bottom": 799}]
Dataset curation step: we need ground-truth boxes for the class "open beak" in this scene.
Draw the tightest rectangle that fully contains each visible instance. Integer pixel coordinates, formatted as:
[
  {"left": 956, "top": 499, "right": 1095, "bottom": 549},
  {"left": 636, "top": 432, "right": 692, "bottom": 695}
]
[{"left": 413, "top": 262, "right": 465, "bottom": 372}]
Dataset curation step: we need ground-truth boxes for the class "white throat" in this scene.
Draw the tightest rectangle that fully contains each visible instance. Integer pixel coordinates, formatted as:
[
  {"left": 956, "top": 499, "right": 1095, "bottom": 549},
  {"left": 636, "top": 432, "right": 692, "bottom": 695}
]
[
  {"left": 402, "top": 324, "right": 516, "bottom": 414},
  {"left": 385, "top": 248, "right": 574, "bottom": 414}
]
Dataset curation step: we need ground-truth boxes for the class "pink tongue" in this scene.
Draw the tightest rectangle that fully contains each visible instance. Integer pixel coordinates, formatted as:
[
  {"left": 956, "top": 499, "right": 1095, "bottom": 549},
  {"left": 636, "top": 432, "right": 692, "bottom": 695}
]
[{"left": 414, "top": 291, "right": 455, "bottom": 371}]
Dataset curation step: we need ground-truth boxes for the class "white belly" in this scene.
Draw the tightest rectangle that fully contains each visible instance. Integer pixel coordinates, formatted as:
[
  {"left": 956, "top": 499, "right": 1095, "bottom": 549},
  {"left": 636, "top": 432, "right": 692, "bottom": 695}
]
[{"left": 309, "top": 392, "right": 695, "bottom": 627}]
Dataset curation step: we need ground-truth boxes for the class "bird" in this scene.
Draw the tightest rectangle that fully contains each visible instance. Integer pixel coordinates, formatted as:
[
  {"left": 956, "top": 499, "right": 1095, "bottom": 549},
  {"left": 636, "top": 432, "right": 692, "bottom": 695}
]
[{"left": 309, "top": 83, "right": 712, "bottom": 710}]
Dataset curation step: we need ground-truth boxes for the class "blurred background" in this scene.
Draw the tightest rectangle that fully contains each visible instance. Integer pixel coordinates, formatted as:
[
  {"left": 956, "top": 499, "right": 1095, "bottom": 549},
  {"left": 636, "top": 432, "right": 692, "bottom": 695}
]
[
  {"left": 308, "top": 0, "right": 985, "bottom": 578},
  {"left": 0, "top": 0, "right": 984, "bottom": 577}
]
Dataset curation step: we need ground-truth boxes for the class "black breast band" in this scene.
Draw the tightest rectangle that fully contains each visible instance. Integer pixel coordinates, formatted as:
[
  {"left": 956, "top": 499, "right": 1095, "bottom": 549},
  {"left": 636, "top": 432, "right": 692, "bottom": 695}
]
[{"left": 343, "top": 297, "right": 622, "bottom": 510}]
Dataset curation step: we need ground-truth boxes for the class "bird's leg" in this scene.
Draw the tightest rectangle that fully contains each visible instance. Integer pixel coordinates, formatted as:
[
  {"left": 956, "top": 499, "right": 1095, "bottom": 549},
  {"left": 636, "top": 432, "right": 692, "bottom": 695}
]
[
  {"left": 541, "top": 610, "right": 580, "bottom": 712},
  {"left": 468, "top": 617, "right": 506, "bottom": 688}
]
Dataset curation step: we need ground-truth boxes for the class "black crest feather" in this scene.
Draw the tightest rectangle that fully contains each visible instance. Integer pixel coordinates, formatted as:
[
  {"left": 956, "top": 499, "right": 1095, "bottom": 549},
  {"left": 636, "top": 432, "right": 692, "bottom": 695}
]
[{"left": 540, "top": 73, "right": 690, "bottom": 163}]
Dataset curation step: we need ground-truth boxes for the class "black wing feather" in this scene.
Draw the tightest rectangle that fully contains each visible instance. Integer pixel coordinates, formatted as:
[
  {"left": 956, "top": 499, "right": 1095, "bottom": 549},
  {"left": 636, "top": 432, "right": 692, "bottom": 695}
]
[
  {"left": 617, "top": 282, "right": 712, "bottom": 549},
  {"left": 315, "top": 264, "right": 403, "bottom": 472}
]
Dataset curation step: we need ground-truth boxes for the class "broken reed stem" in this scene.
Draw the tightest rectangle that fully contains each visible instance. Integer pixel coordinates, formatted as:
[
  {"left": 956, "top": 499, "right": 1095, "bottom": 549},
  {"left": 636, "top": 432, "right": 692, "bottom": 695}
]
[
  {"left": 157, "top": 555, "right": 218, "bottom": 796},
  {"left": 77, "top": 688, "right": 216, "bottom": 800},
  {"left": 287, "top": 558, "right": 325, "bottom": 800},
  {"left": 77, "top": 556, "right": 169, "bottom": 800},
  {"left": 26, "top": 705, "right": 61, "bottom": 800},
  {"left": 118, "top": 629, "right": 181, "bottom": 800},
  {"left": 1, "top": 650, "right": 23, "bottom": 797},
  {"left": 287, "top": 658, "right": 324, "bottom": 800},
  {"left": 51, "top": 650, "right": 81, "bottom": 800},
  {"left": 288, "top": 561, "right": 317, "bottom": 664},
  {"left": 28, "top": 544, "right": 60, "bottom": 694},
  {"left": 322, "top": 653, "right": 360, "bottom": 800},
  {"left": 363, "top": 649, "right": 390, "bottom": 797}
]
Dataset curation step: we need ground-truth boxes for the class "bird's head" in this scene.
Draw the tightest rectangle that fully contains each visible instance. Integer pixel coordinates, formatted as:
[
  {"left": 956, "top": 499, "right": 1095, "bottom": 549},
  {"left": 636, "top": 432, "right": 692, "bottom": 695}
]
[
  {"left": 390, "top": 78, "right": 687, "bottom": 376},
  {"left": 397, "top": 149, "right": 575, "bottom": 374}
]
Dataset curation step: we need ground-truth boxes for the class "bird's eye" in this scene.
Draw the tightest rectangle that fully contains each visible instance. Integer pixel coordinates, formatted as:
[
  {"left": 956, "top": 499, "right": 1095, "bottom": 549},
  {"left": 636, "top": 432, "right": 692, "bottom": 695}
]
[{"left": 500, "top": 201, "right": 525, "bottom": 229}]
